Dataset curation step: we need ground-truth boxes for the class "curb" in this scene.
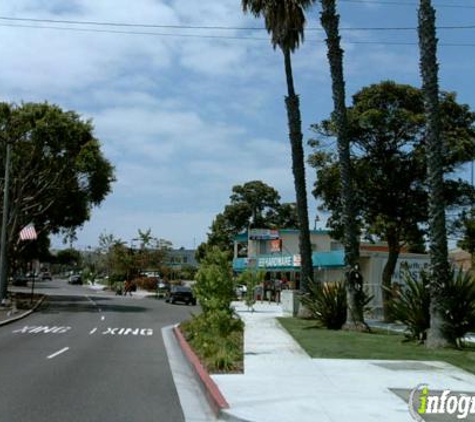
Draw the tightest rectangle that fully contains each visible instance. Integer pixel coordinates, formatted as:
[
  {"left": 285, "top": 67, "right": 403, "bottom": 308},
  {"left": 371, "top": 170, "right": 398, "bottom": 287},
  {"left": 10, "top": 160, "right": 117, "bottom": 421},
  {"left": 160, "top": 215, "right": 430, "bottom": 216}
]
[
  {"left": 173, "top": 325, "right": 230, "bottom": 416},
  {"left": 0, "top": 295, "right": 46, "bottom": 327}
]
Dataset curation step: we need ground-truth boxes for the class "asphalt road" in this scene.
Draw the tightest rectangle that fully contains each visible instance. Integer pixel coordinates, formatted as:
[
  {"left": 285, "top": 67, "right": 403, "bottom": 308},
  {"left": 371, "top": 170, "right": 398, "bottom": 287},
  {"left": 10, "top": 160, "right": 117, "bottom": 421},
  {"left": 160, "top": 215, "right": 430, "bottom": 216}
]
[{"left": 0, "top": 280, "right": 199, "bottom": 422}]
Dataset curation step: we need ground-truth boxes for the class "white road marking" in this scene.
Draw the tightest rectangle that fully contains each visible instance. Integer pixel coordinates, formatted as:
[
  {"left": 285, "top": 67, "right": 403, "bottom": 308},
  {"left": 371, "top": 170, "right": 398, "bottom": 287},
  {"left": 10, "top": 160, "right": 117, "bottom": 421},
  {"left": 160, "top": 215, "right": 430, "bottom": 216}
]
[
  {"left": 89, "top": 328, "right": 97, "bottom": 335},
  {"left": 47, "top": 347, "right": 69, "bottom": 359},
  {"left": 101, "top": 316, "right": 105, "bottom": 321},
  {"left": 101, "top": 327, "right": 153, "bottom": 336},
  {"left": 13, "top": 326, "right": 71, "bottom": 334}
]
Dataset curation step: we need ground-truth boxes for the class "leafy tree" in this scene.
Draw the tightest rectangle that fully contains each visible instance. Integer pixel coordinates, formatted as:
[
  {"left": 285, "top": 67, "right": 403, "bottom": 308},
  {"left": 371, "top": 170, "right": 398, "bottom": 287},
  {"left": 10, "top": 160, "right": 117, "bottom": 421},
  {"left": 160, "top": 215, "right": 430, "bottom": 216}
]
[
  {"left": 319, "top": 0, "right": 362, "bottom": 326},
  {"left": 56, "top": 248, "right": 82, "bottom": 267},
  {"left": 0, "top": 102, "right": 114, "bottom": 294},
  {"left": 309, "top": 81, "right": 475, "bottom": 321},
  {"left": 418, "top": 1, "right": 451, "bottom": 348},
  {"left": 197, "top": 181, "right": 299, "bottom": 261},
  {"left": 241, "top": 1, "right": 314, "bottom": 291}
]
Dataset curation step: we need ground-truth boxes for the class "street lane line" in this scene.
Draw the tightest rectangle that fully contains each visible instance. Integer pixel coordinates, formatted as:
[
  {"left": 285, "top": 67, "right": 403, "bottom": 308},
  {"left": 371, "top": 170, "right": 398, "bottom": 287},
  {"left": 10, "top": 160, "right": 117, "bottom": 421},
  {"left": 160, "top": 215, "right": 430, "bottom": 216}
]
[
  {"left": 101, "top": 316, "right": 105, "bottom": 321},
  {"left": 47, "top": 347, "right": 70, "bottom": 359},
  {"left": 89, "top": 328, "right": 97, "bottom": 334}
]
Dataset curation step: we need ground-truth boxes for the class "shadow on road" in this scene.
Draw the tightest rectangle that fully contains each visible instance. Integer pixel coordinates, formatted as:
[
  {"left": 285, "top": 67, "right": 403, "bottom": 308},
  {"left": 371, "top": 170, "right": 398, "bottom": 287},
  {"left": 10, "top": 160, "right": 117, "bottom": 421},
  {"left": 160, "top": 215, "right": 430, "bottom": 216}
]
[{"left": 38, "top": 295, "right": 149, "bottom": 314}]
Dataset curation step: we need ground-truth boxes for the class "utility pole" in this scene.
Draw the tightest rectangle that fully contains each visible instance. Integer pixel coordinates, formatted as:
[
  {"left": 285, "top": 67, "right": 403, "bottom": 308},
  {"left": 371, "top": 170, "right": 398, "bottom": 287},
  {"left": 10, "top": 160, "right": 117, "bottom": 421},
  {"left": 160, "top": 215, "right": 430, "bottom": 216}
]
[{"left": 0, "top": 142, "right": 12, "bottom": 303}]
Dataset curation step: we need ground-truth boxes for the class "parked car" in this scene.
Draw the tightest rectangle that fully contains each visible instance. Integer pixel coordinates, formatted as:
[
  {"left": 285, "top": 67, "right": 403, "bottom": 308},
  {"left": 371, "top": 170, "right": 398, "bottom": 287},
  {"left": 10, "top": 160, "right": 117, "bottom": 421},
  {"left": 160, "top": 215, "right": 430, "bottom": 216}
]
[
  {"left": 41, "top": 271, "right": 52, "bottom": 280},
  {"left": 68, "top": 274, "right": 83, "bottom": 285},
  {"left": 12, "top": 275, "right": 29, "bottom": 286},
  {"left": 165, "top": 285, "right": 196, "bottom": 305}
]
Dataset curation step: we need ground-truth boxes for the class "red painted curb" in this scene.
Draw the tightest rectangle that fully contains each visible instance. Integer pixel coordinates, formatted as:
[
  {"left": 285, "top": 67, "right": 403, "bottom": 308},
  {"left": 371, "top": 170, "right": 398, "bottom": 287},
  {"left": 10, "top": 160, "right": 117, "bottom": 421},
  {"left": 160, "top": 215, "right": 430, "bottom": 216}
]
[{"left": 173, "top": 325, "right": 230, "bottom": 414}]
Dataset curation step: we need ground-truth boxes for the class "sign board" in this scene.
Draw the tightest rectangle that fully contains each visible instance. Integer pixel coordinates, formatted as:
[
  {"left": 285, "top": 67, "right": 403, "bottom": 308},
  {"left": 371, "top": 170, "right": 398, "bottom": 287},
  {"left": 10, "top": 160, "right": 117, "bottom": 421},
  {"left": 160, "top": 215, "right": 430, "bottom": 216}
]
[
  {"left": 257, "top": 254, "right": 301, "bottom": 268},
  {"left": 269, "top": 239, "right": 282, "bottom": 253},
  {"left": 249, "top": 229, "right": 280, "bottom": 240}
]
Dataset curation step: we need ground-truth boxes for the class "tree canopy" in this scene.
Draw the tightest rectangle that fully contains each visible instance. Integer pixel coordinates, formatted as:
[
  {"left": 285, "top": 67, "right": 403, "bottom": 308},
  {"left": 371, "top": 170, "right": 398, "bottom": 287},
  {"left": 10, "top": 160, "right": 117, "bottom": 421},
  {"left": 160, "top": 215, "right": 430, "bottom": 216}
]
[
  {"left": 197, "top": 180, "right": 299, "bottom": 261},
  {"left": 0, "top": 102, "right": 115, "bottom": 261},
  {"left": 309, "top": 81, "right": 475, "bottom": 319}
]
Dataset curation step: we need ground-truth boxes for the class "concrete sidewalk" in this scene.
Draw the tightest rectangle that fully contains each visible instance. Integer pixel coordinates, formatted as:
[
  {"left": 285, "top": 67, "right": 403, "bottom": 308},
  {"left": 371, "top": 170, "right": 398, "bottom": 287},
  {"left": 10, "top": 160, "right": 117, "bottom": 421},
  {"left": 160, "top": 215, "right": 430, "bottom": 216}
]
[{"left": 212, "top": 302, "right": 475, "bottom": 422}]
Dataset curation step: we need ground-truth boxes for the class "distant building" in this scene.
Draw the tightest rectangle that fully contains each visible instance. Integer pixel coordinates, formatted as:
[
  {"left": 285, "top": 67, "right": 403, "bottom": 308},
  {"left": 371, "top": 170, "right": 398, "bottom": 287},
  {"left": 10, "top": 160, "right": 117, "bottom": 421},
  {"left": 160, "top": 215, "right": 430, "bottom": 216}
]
[
  {"left": 165, "top": 248, "right": 198, "bottom": 270},
  {"left": 449, "top": 248, "right": 472, "bottom": 272},
  {"left": 232, "top": 228, "right": 430, "bottom": 318}
]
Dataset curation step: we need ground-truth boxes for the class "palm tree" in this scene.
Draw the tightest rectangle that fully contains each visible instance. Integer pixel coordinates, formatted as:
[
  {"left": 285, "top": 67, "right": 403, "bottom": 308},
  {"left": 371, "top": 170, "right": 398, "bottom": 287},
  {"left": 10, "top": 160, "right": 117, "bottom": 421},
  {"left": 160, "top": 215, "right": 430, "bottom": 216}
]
[
  {"left": 242, "top": 0, "right": 315, "bottom": 292},
  {"left": 418, "top": 0, "right": 451, "bottom": 348},
  {"left": 319, "top": 0, "right": 363, "bottom": 325}
]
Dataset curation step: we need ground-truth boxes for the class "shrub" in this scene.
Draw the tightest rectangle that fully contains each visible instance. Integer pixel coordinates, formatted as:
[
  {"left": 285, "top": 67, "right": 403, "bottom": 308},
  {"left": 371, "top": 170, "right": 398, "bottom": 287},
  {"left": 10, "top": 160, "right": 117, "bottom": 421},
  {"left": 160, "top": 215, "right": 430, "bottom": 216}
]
[
  {"left": 181, "top": 313, "right": 243, "bottom": 372},
  {"left": 181, "top": 247, "right": 243, "bottom": 372},
  {"left": 133, "top": 276, "right": 158, "bottom": 291},
  {"left": 388, "top": 270, "right": 430, "bottom": 342},
  {"left": 441, "top": 270, "right": 475, "bottom": 347},
  {"left": 193, "top": 247, "right": 235, "bottom": 316},
  {"left": 301, "top": 280, "right": 348, "bottom": 330}
]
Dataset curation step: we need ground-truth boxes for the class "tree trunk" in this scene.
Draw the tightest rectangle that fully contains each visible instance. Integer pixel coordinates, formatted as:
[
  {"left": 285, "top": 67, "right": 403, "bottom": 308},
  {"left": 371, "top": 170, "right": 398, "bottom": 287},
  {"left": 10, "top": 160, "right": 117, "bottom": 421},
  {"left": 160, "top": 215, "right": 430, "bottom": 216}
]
[
  {"left": 282, "top": 47, "right": 314, "bottom": 292},
  {"left": 320, "top": 0, "right": 362, "bottom": 324},
  {"left": 381, "top": 230, "right": 400, "bottom": 322},
  {"left": 418, "top": 0, "right": 451, "bottom": 348}
]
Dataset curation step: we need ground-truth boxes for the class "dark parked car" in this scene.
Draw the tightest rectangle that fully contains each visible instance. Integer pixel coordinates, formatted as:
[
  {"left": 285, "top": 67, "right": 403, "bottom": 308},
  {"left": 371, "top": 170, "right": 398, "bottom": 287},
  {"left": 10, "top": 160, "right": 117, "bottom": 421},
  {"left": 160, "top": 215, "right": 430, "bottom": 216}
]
[
  {"left": 165, "top": 286, "right": 196, "bottom": 305},
  {"left": 68, "top": 274, "right": 83, "bottom": 285},
  {"left": 12, "top": 275, "right": 30, "bottom": 286}
]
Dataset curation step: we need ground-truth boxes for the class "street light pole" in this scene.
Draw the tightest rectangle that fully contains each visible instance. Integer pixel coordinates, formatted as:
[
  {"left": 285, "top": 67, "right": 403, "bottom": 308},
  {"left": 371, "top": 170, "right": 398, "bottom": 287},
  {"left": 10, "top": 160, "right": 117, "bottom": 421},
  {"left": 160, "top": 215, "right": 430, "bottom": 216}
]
[{"left": 0, "top": 142, "right": 12, "bottom": 303}]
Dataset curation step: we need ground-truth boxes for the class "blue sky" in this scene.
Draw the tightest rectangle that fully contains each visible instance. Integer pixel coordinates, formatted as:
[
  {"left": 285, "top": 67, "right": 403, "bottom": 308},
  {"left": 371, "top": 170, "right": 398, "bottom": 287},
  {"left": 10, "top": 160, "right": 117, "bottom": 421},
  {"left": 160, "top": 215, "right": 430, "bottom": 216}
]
[{"left": 0, "top": 0, "right": 473, "bottom": 250}]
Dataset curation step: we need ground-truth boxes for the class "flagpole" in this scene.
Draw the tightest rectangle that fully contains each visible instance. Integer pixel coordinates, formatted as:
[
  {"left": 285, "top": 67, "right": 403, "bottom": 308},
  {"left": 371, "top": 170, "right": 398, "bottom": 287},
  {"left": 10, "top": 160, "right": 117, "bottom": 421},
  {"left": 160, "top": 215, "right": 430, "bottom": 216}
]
[{"left": 0, "top": 142, "right": 11, "bottom": 303}]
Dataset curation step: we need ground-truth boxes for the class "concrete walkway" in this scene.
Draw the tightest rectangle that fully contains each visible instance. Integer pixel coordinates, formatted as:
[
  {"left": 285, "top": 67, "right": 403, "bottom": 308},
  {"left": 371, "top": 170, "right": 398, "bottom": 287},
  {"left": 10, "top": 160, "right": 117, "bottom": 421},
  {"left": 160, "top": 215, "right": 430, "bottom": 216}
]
[{"left": 212, "top": 302, "right": 475, "bottom": 422}]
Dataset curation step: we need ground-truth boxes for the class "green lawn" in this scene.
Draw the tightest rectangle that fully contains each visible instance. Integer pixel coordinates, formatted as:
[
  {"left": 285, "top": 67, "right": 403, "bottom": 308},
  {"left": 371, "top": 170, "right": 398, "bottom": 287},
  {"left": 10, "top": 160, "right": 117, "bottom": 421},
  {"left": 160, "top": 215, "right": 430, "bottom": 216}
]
[{"left": 278, "top": 317, "right": 475, "bottom": 375}]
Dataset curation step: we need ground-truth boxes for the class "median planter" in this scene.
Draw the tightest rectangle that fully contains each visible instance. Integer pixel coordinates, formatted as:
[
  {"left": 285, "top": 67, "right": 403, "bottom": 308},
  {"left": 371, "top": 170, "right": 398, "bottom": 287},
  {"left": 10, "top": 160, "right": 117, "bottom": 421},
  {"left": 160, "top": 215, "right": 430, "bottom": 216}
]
[{"left": 173, "top": 326, "right": 230, "bottom": 416}]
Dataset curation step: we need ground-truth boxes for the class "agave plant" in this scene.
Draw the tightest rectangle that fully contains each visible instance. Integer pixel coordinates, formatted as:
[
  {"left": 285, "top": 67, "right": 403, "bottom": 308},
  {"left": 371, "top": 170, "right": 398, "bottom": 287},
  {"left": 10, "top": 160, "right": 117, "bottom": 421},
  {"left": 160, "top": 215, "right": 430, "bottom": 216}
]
[
  {"left": 388, "top": 270, "right": 431, "bottom": 342},
  {"left": 301, "top": 280, "right": 348, "bottom": 330},
  {"left": 441, "top": 269, "right": 475, "bottom": 347}
]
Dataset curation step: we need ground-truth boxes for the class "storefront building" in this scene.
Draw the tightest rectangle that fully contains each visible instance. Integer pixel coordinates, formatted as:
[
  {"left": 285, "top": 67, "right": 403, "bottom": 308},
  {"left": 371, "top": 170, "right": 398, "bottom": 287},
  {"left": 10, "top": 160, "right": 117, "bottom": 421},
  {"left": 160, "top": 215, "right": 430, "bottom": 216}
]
[{"left": 232, "top": 228, "right": 430, "bottom": 317}]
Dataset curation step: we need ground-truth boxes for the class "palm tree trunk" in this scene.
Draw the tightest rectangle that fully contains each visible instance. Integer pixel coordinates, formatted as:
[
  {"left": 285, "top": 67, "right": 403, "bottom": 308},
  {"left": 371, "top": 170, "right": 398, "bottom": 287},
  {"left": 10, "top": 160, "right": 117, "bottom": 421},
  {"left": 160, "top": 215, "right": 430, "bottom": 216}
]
[
  {"left": 418, "top": 0, "right": 451, "bottom": 348},
  {"left": 382, "top": 229, "right": 400, "bottom": 322},
  {"left": 320, "top": 0, "right": 362, "bottom": 325},
  {"left": 282, "top": 47, "right": 314, "bottom": 293}
]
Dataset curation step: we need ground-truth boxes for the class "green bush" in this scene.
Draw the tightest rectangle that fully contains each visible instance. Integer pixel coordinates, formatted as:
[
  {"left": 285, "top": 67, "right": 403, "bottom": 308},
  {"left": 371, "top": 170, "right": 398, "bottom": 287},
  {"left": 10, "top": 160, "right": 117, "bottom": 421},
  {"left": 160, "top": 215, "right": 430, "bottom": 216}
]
[
  {"left": 193, "top": 247, "right": 235, "bottom": 316},
  {"left": 133, "top": 276, "right": 158, "bottom": 291},
  {"left": 181, "top": 313, "right": 243, "bottom": 372},
  {"left": 301, "top": 280, "right": 348, "bottom": 330},
  {"left": 182, "top": 247, "right": 243, "bottom": 372},
  {"left": 388, "top": 270, "right": 430, "bottom": 342},
  {"left": 442, "top": 270, "right": 475, "bottom": 347}
]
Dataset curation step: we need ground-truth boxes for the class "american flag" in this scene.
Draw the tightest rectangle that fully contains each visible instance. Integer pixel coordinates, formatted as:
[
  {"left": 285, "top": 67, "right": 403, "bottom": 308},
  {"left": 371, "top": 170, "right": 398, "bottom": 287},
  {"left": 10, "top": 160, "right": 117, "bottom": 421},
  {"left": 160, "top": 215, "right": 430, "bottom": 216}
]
[{"left": 19, "top": 224, "right": 37, "bottom": 241}]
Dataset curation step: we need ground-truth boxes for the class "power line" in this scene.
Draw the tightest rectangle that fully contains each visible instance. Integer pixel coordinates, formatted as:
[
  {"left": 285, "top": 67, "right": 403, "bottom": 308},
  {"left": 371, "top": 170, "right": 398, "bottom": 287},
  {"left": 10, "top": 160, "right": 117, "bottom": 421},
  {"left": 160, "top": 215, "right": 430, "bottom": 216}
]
[
  {"left": 339, "top": 0, "right": 475, "bottom": 8},
  {"left": 0, "top": 16, "right": 475, "bottom": 32},
  {"left": 1, "top": 22, "right": 474, "bottom": 47}
]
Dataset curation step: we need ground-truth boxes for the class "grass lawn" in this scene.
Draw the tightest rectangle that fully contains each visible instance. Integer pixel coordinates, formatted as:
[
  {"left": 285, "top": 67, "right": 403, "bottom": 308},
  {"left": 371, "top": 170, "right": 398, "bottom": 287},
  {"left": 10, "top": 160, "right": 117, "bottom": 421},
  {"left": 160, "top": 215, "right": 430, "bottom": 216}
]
[{"left": 278, "top": 317, "right": 475, "bottom": 376}]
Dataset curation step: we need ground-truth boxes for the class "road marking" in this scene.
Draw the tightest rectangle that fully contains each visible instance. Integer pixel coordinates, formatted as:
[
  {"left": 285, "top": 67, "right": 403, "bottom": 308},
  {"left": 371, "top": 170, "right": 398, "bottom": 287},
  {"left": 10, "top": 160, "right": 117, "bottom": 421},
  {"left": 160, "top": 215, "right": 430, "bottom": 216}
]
[
  {"left": 101, "top": 327, "right": 153, "bottom": 336},
  {"left": 101, "top": 316, "right": 105, "bottom": 321},
  {"left": 89, "top": 328, "right": 97, "bottom": 335},
  {"left": 13, "top": 326, "right": 71, "bottom": 334},
  {"left": 47, "top": 347, "right": 69, "bottom": 359}
]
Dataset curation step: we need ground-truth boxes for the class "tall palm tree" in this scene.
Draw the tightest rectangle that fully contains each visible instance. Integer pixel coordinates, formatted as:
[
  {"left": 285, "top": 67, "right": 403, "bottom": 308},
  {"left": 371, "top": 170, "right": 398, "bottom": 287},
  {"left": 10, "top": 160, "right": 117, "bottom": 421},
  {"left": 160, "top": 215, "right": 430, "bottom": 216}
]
[
  {"left": 418, "top": 0, "right": 451, "bottom": 348},
  {"left": 242, "top": 0, "right": 314, "bottom": 292},
  {"left": 319, "top": 0, "right": 363, "bottom": 325}
]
